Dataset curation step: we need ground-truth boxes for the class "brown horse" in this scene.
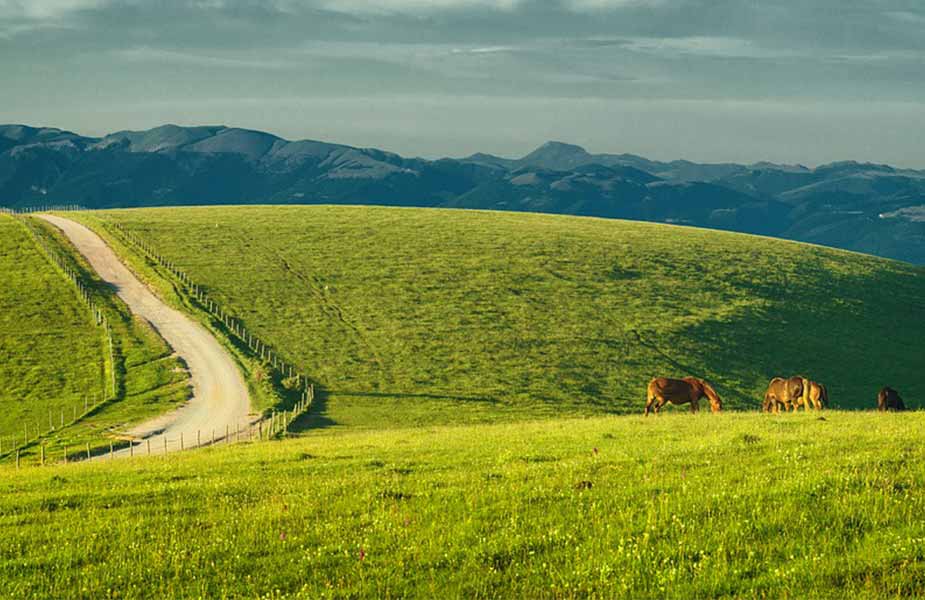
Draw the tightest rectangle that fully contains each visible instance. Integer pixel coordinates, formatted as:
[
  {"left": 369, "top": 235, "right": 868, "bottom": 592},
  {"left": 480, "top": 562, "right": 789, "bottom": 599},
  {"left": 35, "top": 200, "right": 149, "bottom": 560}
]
[
  {"left": 644, "top": 377, "right": 722, "bottom": 416},
  {"left": 763, "top": 376, "right": 827, "bottom": 413},
  {"left": 804, "top": 379, "right": 829, "bottom": 410},
  {"left": 762, "top": 376, "right": 803, "bottom": 413},
  {"left": 877, "top": 386, "right": 905, "bottom": 411}
]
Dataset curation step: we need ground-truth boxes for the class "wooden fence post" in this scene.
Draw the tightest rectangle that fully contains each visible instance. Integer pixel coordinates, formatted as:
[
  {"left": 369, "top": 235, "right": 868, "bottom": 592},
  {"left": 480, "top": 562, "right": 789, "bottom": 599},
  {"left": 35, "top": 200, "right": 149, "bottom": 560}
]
[
  {"left": 86, "top": 443, "right": 90, "bottom": 460},
  {"left": 41, "top": 445, "right": 45, "bottom": 466}
]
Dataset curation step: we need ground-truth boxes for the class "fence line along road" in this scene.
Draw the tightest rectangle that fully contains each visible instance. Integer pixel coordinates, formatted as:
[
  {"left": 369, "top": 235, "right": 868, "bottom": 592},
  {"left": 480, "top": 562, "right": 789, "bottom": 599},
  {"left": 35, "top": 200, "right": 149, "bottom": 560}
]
[
  {"left": 0, "top": 208, "right": 117, "bottom": 462},
  {"left": 0, "top": 206, "right": 317, "bottom": 469}
]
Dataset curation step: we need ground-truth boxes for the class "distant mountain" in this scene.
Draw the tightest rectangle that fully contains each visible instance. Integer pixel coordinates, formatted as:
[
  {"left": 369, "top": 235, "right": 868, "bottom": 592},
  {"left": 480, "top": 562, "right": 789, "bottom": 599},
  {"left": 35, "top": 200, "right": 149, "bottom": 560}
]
[{"left": 2, "top": 124, "right": 923, "bottom": 264}]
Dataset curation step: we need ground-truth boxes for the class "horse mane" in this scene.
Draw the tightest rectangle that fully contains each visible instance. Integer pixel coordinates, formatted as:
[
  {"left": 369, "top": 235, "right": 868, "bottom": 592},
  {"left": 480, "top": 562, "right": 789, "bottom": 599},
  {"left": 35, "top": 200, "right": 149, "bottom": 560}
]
[{"left": 697, "top": 378, "right": 722, "bottom": 408}]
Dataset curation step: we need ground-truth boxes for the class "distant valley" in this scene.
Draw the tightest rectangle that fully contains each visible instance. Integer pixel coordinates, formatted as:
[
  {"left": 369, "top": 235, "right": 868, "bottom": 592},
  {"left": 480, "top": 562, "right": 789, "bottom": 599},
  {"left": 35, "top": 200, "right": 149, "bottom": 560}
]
[{"left": 2, "top": 124, "right": 923, "bottom": 264}]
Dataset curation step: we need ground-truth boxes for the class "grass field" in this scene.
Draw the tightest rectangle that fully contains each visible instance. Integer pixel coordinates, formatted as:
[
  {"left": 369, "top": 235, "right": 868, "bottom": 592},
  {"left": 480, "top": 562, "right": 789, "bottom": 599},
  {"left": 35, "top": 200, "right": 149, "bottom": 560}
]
[
  {"left": 71, "top": 206, "right": 924, "bottom": 430},
  {"left": 0, "top": 214, "right": 106, "bottom": 439},
  {"left": 0, "top": 214, "right": 189, "bottom": 456},
  {"left": 3, "top": 411, "right": 925, "bottom": 598}
]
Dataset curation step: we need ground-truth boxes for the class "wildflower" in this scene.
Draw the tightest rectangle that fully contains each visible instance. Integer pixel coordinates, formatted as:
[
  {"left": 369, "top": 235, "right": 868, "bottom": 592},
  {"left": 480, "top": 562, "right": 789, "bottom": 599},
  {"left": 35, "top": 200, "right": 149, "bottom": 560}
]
[{"left": 359, "top": 548, "right": 366, "bottom": 561}]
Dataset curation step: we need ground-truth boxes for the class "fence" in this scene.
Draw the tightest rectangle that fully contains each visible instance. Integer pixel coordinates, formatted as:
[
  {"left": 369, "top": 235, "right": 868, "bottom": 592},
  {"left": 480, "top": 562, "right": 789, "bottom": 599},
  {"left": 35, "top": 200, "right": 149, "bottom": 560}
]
[
  {"left": 0, "top": 204, "right": 86, "bottom": 215},
  {"left": 104, "top": 219, "right": 316, "bottom": 417},
  {"left": 0, "top": 210, "right": 117, "bottom": 462},
  {"left": 1, "top": 206, "right": 317, "bottom": 468},
  {"left": 5, "top": 390, "right": 313, "bottom": 468}
]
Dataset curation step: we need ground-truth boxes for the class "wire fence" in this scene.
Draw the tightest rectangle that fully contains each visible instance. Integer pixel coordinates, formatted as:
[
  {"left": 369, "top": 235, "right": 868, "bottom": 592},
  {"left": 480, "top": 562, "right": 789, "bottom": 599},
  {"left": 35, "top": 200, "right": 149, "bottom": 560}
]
[
  {"left": 1, "top": 206, "right": 317, "bottom": 468},
  {"left": 103, "top": 219, "right": 316, "bottom": 416},
  {"left": 6, "top": 392, "right": 313, "bottom": 468},
  {"left": 0, "top": 210, "right": 117, "bottom": 462}
]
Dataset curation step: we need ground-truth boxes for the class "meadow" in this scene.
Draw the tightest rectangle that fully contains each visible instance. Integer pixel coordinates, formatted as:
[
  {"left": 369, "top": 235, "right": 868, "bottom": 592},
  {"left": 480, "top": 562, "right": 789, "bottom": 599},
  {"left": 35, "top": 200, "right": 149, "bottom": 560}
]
[
  {"left": 70, "top": 206, "right": 924, "bottom": 430},
  {"left": 2, "top": 411, "right": 925, "bottom": 598},
  {"left": 0, "top": 214, "right": 106, "bottom": 440},
  {"left": 0, "top": 215, "right": 189, "bottom": 458}
]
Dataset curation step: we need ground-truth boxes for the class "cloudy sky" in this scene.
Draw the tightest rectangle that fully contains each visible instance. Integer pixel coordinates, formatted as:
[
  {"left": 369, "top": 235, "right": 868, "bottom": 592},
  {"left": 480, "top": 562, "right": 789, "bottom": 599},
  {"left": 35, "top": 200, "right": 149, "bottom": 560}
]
[{"left": 1, "top": 0, "right": 924, "bottom": 166}]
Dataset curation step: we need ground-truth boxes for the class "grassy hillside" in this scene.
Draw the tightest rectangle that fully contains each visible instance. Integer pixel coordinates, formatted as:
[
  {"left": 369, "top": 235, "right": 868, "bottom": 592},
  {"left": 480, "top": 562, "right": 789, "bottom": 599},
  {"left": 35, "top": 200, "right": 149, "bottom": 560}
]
[
  {"left": 0, "top": 215, "right": 106, "bottom": 438},
  {"left": 0, "top": 214, "right": 189, "bottom": 457},
  {"left": 72, "top": 206, "right": 924, "bottom": 429},
  {"left": 3, "top": 412, "right": 925, "bottom": 598}
]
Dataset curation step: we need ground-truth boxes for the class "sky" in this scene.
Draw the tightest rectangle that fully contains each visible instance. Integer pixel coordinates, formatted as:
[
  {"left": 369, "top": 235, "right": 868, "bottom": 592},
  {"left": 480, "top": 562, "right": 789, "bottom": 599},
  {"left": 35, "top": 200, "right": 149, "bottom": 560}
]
[{"left": 1, "top": 0, "right": 924, "bottom": 167}]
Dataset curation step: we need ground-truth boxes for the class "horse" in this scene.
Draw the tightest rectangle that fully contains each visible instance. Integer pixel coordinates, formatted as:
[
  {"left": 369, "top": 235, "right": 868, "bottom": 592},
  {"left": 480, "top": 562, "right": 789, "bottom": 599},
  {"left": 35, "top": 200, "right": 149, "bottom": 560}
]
[
  {"left": 762, "top": 376, "right": 803, "bottom": 413},
  {"left": 763, "top": 376, "right": 827, "bottom": 413},
  {"left": 644, "top": 377, "right": 722, "bottom": 416},
  {"left": 877, "top": 386, "right": 905, "bottom": 412},
  {"left": 804, "top": 379, "right": 828, "bottom": 410}
]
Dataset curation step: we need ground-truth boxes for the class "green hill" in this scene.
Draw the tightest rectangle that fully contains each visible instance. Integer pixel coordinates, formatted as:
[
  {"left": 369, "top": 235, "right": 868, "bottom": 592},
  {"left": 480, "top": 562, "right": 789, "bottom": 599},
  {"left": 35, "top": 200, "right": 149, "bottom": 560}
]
[
  {"left": 0, "top": 214, "right": 107, "bottom": 439},
  {"left": 71, "top": 206, "right": 923, "bottom": 428}
]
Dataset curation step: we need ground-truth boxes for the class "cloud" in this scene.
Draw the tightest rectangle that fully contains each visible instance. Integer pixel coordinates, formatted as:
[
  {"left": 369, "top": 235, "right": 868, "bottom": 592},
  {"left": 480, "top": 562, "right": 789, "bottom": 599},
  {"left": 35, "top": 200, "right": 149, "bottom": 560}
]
[
  {"left": 313, "top": 0, "right": 521, "bottom": 15},
  {"left": 114, "top": 46, "right": 297, "bottom": 70},
  {"left": 450, "top": 45, "right": 516, "bottom": 54},
  {"left": 0, "top": 0, "right": 105, "bottom": 20},
  {"left": 564, "top": 0, "right": 664, "bottom": 10},
  {"left": 620, "top": 36, "right": 796, "bottom": 59}
]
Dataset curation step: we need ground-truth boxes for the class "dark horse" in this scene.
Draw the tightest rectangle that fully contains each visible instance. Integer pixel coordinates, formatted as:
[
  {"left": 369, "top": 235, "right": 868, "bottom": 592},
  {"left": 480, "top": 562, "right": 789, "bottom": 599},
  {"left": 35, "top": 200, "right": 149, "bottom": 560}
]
[
  {"left": 644, "top": 377, "right": 722, "bottom": 416},
  {"left": 877, "top": 386, "right": 905, "bottom": 411}
]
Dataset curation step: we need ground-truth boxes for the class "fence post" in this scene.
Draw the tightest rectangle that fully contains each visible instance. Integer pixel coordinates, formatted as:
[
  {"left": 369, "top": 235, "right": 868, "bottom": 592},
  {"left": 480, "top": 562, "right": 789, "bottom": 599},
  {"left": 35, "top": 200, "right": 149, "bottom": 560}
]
[
  {"left": 110, "top": 441, "right": 114, "bottom": 460},
  {"left": 147, "top": 439, "right": 151, "bottom": 456},
  {"left": 41, "top": 445, "right": 45, "bottom": 466},
  {"left": 16, "top": 450, "right": 20, "bottom": 469},
  {"left": 86, "top": 442, "right": 90, "bottom": 460},
  {"left": 181, "top": 432, "right": 184, "bottom": 451}
]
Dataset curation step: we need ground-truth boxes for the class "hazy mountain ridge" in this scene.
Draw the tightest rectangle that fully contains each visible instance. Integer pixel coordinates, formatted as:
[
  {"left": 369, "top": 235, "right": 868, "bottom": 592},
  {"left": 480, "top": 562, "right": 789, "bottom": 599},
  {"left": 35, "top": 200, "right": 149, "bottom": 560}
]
[{"left": 2, "top": 124, "right": 923, "bottom": 263}]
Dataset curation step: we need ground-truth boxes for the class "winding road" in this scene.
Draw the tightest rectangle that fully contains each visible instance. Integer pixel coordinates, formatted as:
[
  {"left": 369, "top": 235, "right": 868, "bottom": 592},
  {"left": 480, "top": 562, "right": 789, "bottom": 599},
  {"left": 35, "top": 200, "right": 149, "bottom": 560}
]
[{"left": 40, "top": 215, "right": 253, "bottom": 456}]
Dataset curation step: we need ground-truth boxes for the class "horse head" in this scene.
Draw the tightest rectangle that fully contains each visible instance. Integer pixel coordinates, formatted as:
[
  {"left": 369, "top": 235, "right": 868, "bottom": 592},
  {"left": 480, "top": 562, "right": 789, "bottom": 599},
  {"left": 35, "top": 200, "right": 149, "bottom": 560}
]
[{"left": 695, "top": 378, "right": 722, "bottom": 413}]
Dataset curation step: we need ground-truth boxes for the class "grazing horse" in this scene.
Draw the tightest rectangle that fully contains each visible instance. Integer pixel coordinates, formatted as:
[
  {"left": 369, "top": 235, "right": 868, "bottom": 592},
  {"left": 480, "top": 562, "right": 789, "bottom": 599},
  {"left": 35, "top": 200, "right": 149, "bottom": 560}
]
[
  {"left": 877, "top": 386, "right": 905, "bottom": 412},
  {"left": 763, "top": 376, "right": 803, "bottom": 413},
  {"left": 763, "top": 376, "right": 827, "bottom": 413},
  {"left": 804, "top": 379, "right": 829, "bottom": 410},
  {"left": 644, "top": 377, "right": 722, "bottom": 416}
]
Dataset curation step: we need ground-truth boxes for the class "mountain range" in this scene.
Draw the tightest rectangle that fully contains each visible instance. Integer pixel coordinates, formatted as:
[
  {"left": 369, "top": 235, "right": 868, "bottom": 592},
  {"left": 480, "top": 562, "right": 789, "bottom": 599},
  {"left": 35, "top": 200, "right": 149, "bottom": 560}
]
[{"left": 2, "top": 123, "right": 924, "bottom": 264}]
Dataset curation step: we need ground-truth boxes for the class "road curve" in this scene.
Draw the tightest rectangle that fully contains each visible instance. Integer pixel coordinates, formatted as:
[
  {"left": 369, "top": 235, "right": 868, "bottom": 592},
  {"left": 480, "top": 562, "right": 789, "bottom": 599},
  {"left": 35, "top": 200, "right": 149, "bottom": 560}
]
[{"left": 40, "top": 215, "right": 253, "bottom": 456}]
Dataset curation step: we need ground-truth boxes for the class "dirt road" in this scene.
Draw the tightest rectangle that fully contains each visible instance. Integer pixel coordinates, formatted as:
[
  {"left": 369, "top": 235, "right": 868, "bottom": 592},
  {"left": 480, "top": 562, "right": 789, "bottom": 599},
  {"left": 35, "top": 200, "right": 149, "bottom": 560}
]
[{"left": 40, "top": 215, "right": 253, "bottom": 456}]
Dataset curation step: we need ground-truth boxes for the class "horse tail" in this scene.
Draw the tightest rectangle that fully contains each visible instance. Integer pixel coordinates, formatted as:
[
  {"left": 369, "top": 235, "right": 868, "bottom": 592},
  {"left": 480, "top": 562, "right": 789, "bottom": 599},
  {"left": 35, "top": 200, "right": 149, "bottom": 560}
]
[{"left": 644, "top": 380, "right": 656, "bottom": 416}]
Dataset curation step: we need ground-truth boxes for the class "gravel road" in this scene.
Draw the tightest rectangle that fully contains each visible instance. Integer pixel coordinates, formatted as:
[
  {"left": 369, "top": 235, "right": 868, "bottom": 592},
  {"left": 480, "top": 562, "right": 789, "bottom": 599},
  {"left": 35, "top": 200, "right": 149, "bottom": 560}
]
[{"left": 40, "top": 215, "right": 253, "bottom": 456}]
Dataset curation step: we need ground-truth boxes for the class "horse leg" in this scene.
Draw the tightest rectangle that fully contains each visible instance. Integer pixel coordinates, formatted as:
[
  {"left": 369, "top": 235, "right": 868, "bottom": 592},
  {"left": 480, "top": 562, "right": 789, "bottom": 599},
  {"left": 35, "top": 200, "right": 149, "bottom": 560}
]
[
  {"left": 690, "top": 398, "right": 699, "bottom": 413},
  {"left": 644, "top": 395, "right": 655, "bottom": 417},
  {"left": 654, "top": 398, "right": 666, "bottom": 415}
]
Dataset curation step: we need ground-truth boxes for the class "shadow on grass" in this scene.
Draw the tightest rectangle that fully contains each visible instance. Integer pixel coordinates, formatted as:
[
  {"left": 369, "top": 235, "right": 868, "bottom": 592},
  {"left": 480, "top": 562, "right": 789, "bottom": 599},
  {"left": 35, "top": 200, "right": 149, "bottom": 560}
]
[{"left": 288, "top": 386, "right": 336, "bottom": 432}]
